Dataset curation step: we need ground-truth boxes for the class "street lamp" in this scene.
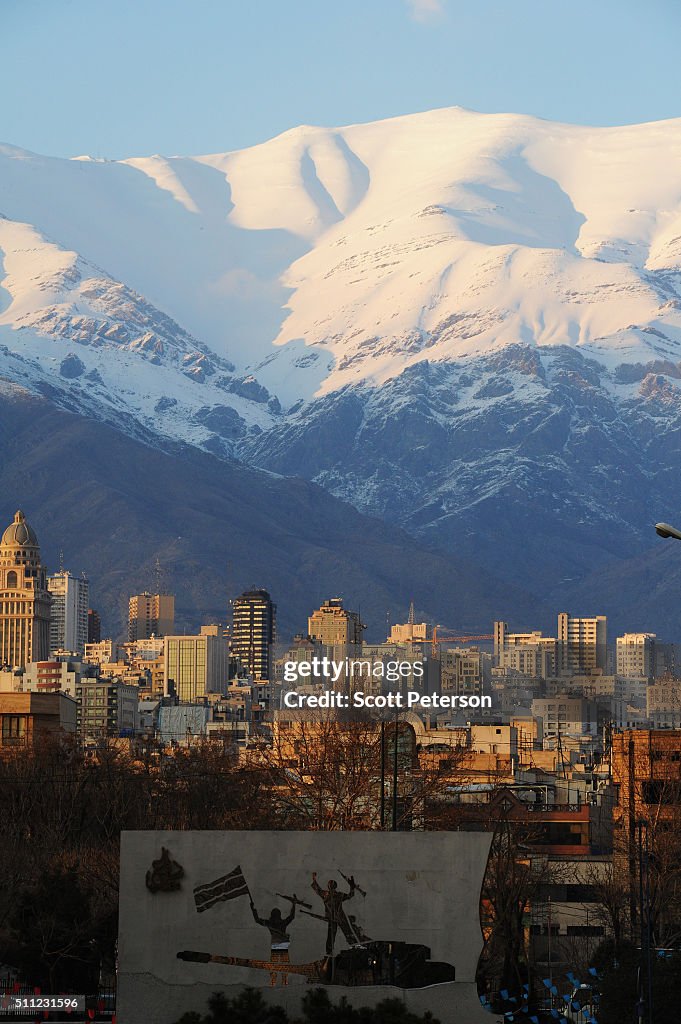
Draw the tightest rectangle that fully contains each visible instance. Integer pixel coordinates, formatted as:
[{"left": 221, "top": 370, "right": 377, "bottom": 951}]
[{"left": 655, "top": 522, "right": 681, "bottom": 540}]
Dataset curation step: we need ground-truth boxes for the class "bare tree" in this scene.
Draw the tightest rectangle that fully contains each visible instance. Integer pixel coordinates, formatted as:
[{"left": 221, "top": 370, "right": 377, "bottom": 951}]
[
  {"left": 246, "top": 713, "right": 385, "bottom": 829},
  {"left": 476, "top": 810, "right": 549, "bottom": 1009},
  {"left": 246, "top": 712, "right": 469, "bottom": 831}
]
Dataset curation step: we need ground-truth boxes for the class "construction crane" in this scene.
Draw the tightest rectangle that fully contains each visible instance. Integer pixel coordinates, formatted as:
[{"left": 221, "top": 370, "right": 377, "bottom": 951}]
[{"left": 431, "top": 626, "right": 494, "bottom": 656}]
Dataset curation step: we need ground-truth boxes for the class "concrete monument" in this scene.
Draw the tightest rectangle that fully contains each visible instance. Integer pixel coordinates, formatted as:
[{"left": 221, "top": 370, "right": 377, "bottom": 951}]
[{"left": 118, "top": 830, "right": 498, "bottom": 1023}]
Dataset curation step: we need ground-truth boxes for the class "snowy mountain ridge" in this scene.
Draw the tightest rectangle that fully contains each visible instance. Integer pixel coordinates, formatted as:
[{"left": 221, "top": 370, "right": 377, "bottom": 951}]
[
  {"left": 4, "top": 109, "right": 681, "bottom": 410},
  {"left": 0, "top": 215, "right": 278, "bottom": 450}
]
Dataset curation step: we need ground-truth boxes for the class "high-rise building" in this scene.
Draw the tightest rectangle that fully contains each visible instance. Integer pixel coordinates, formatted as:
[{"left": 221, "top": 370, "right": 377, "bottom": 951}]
[
  {"left": 84, "top": 639, "right": 119, "bottom": 665},
  {"left": 308, "top": 598, "right": 364, "bottom": 647},
  {"left": 75, "top": 677, "right": 139, "bottom": 740},
  {"left": 0, "top": 510, "right": 51, "bottom": 668},
  {"left": 530, "top": 696, "right": 599, "bottom": 743},
  {"left": 495, "top": 621, "right": 548, "bottom": 659},
  {"left": 47, "top": 570, "right": 89, "bottom": 655},
  {"left": 87, "top": 609, "right": 101, "bottom": 644},
  {"left": 231, "top": 589, "right": 276, "bottom": 681},
  {"left": 20, "top": 657, "right": 85, "bottom": 697},
  {"left": 128, "top": 592, "right": 175, "bottom": 642},
  {"left": 616, "top": 632, "right": 656, "bottom": 679},
  {"left": 164, "top": 627, "right": 228, "bottom": 701},
  {"left": 441, "top": 648, "right": 490, "bottom": 698},
  {"left": 494, "top": 621, "right": 557, "bottom": 677},
  {"left": 557, "top": 613, "right": 607, "bottom": 676}
]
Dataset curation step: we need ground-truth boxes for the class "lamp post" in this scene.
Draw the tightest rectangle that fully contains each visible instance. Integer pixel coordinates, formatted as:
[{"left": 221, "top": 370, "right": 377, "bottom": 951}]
[{"left": 655, "top": 522, "right": 681, "bottom": 540}]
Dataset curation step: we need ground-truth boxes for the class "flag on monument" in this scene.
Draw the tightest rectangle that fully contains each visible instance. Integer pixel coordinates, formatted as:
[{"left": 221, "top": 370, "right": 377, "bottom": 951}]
[{"left": 193, "top": 865, "right": 249, "bottom": 912}]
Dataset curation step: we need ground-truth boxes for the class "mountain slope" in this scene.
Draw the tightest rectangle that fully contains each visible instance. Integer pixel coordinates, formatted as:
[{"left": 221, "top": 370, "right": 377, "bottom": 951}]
[
  {"left": 244, "top": 343, "right": 681, "bottom": 617},
  {"left": 0, "top": 383, "right": 536, "bottom": 638}
]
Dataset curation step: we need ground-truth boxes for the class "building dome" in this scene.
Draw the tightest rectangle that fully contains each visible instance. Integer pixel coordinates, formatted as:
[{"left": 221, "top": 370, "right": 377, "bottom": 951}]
[{"left": 1, "top": 510, "right": 39, "bottom": 549}]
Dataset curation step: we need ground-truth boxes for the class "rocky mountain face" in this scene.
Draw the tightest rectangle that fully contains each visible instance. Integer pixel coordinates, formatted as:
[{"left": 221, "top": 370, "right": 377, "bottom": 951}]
[
  {"left": 3, "top": 109, "right": 681, "bottom": 635},
  {"left": 244, "top": 343, "right": 681, "bottom": 632},
  {"left": 0, "top": 384, "right": 535, "bottom": 638}
]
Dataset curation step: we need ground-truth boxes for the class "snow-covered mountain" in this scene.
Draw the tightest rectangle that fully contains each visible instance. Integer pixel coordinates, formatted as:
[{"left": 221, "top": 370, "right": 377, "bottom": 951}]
[
  {"left": 5, "top": 108, "right": 681, "bottom": 404},
  {"left": 3, "top": 107, "right": 681, "bottom": 630}
]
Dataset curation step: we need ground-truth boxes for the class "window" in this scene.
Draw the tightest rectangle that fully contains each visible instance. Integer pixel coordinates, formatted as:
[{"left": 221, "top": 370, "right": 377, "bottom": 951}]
[
  {"left": 642, "top": 780, "right": 681, "bottom": 805},
  {"left": 540, "top": 884, "right": 599, "bottom": 903},
  {"left": 2, "top": 715, "right": 26, "bottom": 743},
  {"left": 535, "top": 822, "right": 589, "bottom": 846}
]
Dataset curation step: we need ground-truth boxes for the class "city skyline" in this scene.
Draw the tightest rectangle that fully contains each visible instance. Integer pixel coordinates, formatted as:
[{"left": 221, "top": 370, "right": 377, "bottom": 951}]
[
  {"left": 3, "top": 5, "right": 681, "bottom": 1020},
  {"left": 3, "top": 505, "right": 681, "bottom": 648}
]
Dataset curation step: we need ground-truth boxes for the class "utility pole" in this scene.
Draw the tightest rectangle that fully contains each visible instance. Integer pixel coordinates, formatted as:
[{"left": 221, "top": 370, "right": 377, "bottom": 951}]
[{"left": 557, "top": 725, "right": 567, "bottom": 781}]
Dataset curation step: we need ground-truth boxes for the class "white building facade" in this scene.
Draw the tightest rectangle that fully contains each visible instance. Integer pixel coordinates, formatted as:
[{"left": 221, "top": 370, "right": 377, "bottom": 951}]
[{"left": 48, "top": 571, "right": 89, "bottom": 656}]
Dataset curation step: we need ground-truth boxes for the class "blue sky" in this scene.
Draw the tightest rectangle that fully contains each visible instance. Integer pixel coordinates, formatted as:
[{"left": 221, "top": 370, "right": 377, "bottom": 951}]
[{"left": 3, "top": 0, "right": 681, "bottom": 158}]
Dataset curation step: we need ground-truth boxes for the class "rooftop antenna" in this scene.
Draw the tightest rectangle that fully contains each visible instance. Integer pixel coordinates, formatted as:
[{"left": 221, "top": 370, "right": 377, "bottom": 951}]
[
  {"left": 557, "top": 724, "right": 568, "bottom": 781},
  {"left": 408, "top": 600, "right": 415, "bottom": 625},
  {"left": 154, "top": 556, "right": 166, "bottom": 595},
  {"left": 59, "top": 549, "right": 64, "bottom": 573}
]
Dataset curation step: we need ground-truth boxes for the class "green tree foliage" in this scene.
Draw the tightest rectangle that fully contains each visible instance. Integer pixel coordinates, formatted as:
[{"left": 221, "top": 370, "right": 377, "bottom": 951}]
[
  {"left": 593, "top": 938, "right": 681, "bottom": 1024},
  {"left": 173, "top": 989, "right": 287, "bottom": 1024},
  {"left": 171, "top": 988, "right": 440, "bottom": 1024},
  {"left": 592, "top": 939, "right": 639, "bottom": 1024},
  {"left": 301, "top": 988, "right": 439, "bottom": 1023}
]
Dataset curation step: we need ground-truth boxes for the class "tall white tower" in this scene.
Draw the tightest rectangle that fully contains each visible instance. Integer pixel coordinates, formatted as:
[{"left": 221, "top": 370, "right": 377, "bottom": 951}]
[{"left": 48, "top": 570, "right": 89, "bottom": 655}]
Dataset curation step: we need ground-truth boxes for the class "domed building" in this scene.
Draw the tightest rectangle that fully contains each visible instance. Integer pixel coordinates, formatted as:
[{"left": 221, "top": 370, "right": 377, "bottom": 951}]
[{"left": 0, "top": 510, "right": 51, "bottom": 667}]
